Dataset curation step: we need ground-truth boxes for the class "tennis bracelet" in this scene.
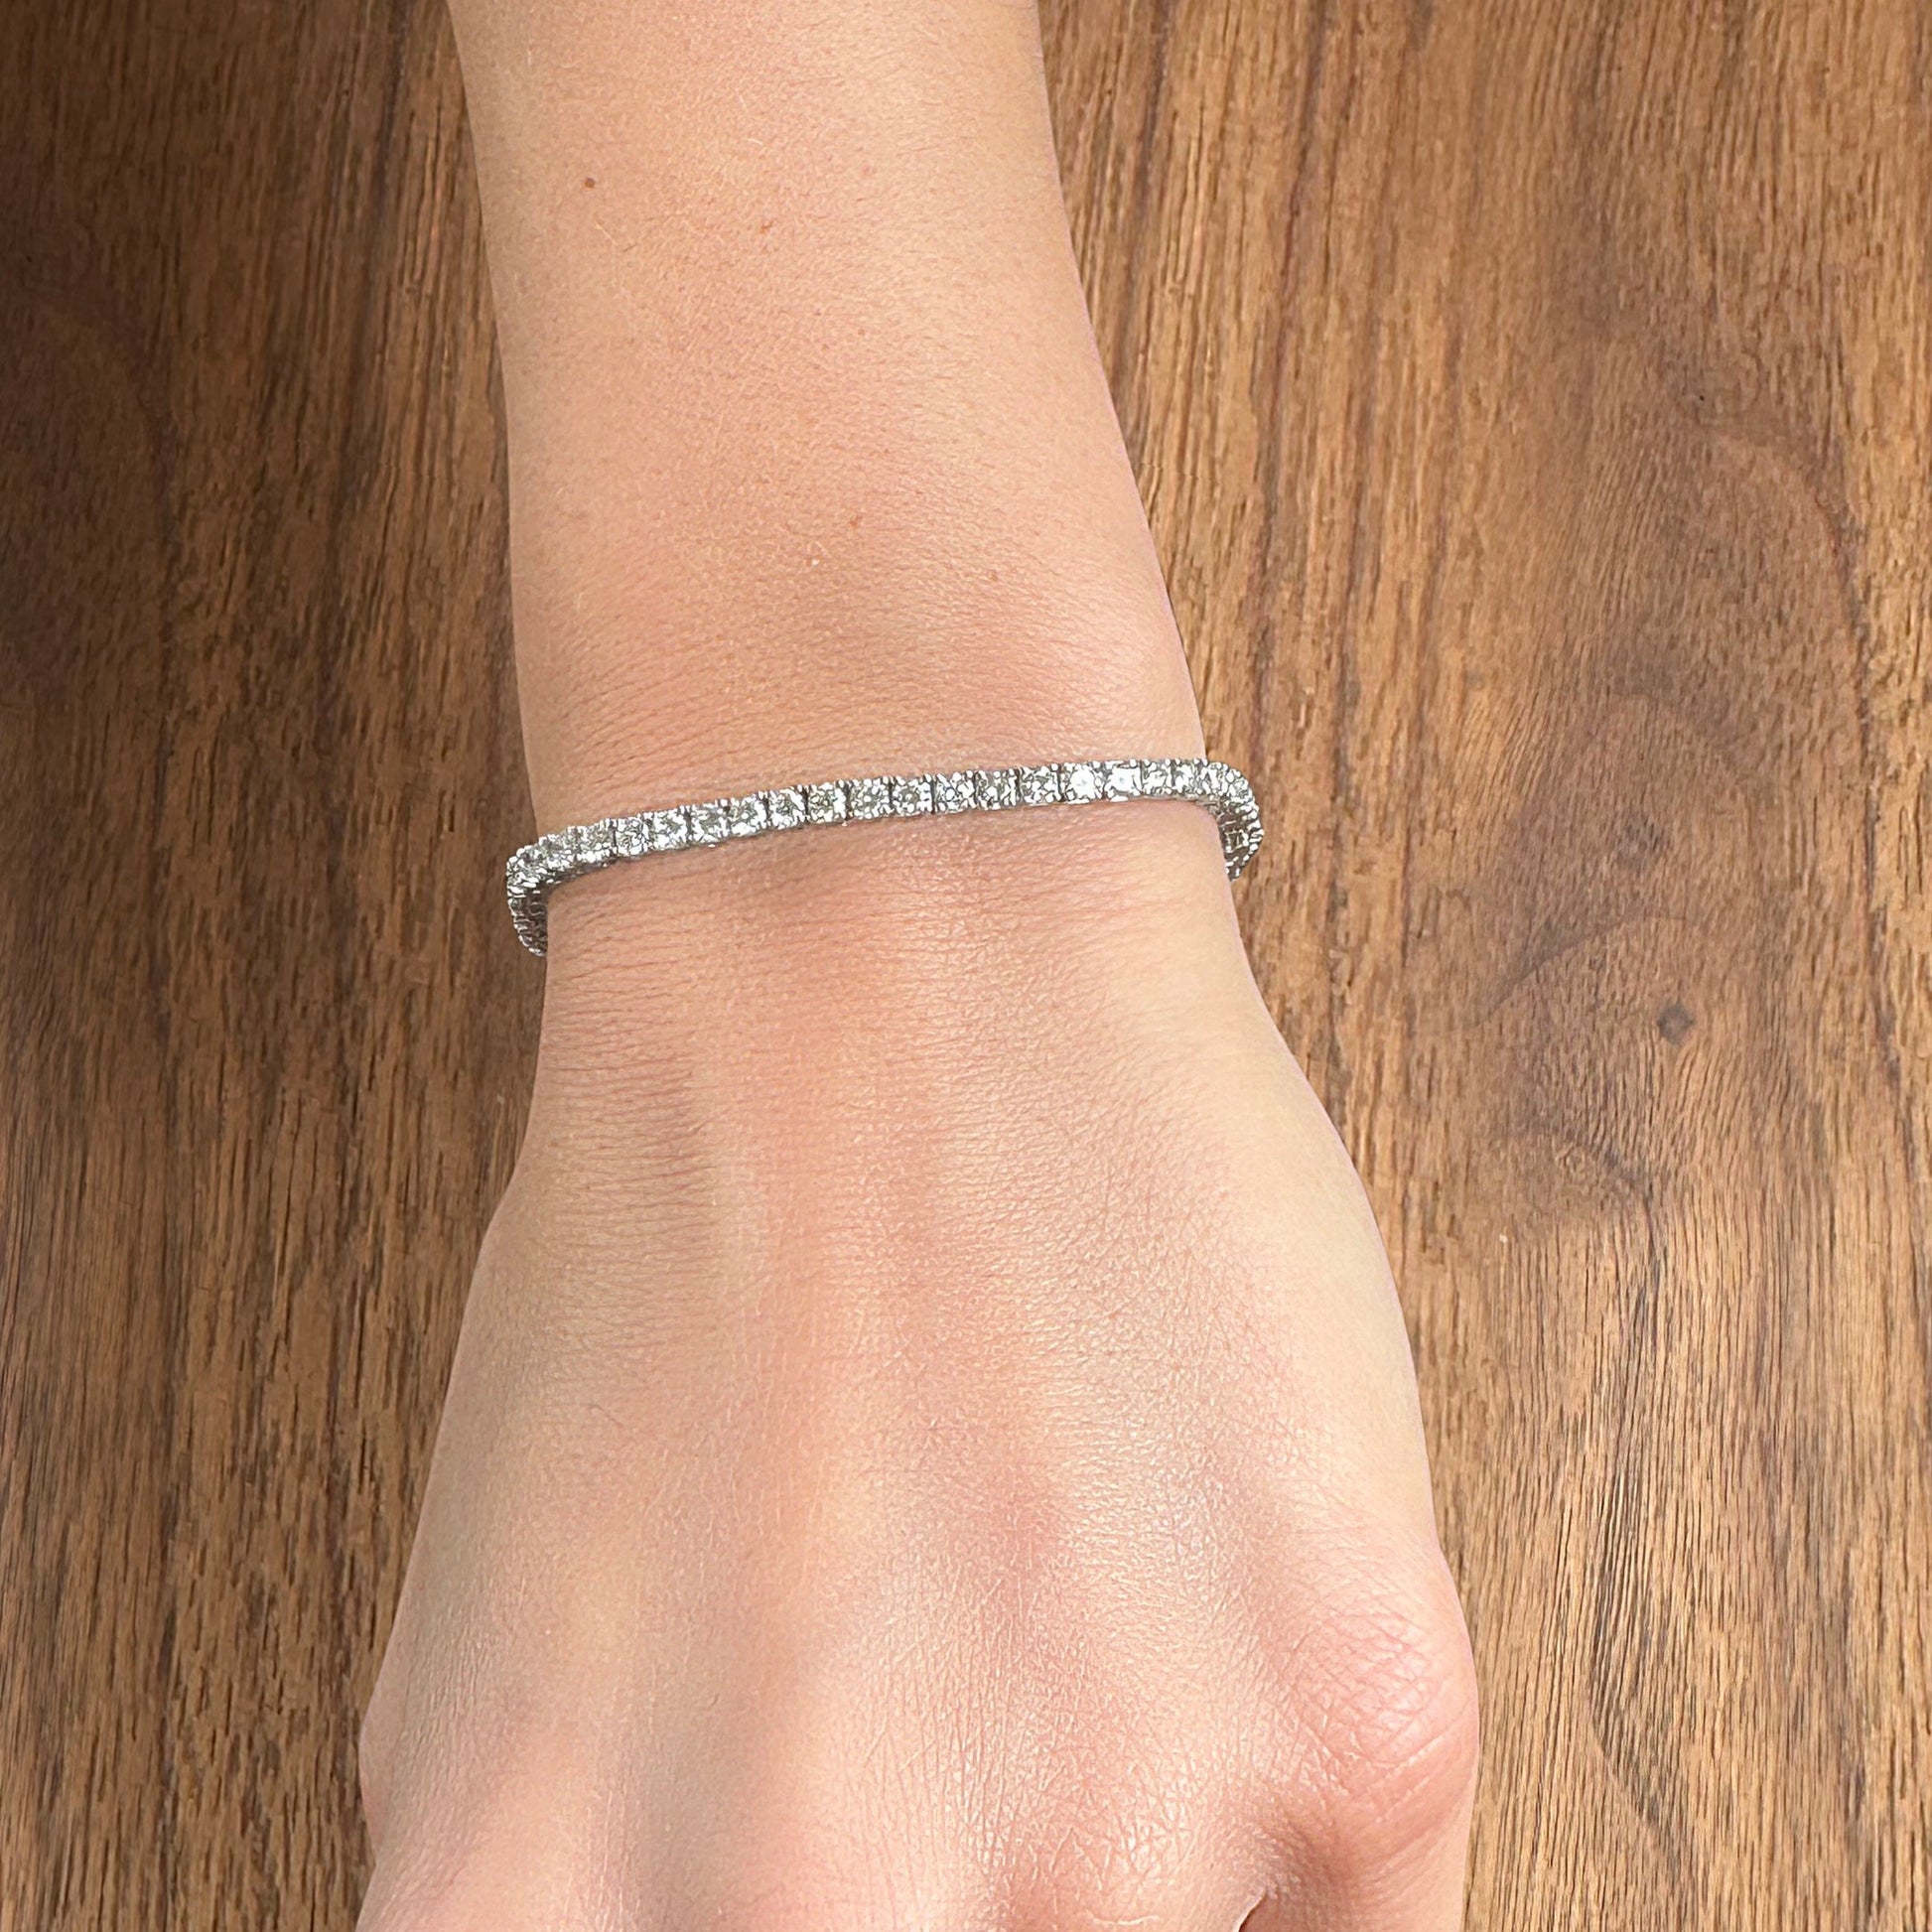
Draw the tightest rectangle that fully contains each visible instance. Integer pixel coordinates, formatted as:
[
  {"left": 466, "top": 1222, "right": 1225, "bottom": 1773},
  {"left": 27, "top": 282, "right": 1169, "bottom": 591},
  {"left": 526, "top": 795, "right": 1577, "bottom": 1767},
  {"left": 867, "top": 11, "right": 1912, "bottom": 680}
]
[{"left": 504, "top": 756, "right": 1263, "bottom": 956}]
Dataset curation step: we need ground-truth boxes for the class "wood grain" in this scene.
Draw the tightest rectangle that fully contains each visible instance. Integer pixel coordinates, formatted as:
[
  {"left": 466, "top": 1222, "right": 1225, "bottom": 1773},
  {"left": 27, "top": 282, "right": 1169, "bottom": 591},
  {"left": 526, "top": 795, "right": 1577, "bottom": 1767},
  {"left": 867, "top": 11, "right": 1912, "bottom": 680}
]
[{"left": 3, "top": 0, "right": 1927, "bottom": 1925}]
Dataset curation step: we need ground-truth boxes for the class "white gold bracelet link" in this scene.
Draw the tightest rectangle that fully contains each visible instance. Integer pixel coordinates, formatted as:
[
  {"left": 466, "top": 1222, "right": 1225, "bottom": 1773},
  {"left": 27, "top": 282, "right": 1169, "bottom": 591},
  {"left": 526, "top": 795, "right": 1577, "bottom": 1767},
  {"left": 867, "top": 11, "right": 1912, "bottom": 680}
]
[{"left": 503, "top": 757, "right": 1263, "bottom": 956}]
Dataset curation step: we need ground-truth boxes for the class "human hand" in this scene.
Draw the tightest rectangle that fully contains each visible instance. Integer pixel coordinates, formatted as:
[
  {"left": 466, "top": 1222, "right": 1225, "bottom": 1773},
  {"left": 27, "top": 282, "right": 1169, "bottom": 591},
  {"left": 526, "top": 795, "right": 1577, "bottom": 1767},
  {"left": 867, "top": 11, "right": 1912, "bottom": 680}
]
[{"left": 356, "top": 808, "right": 1477, "bottom": 1930}]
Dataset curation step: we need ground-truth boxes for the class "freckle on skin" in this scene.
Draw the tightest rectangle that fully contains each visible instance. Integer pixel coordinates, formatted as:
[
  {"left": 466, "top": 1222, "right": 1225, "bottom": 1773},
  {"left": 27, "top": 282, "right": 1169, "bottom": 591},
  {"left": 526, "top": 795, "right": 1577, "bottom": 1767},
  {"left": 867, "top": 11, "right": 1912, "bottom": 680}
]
[{"left": 583, "top": 177, "right": 597, "bottom": 188}]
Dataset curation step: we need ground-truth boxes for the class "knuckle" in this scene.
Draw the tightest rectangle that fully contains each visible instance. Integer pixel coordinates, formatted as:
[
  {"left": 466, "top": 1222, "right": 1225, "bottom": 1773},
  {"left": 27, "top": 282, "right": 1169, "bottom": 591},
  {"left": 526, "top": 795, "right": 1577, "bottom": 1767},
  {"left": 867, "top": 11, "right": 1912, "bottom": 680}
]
[{"left": 1257, "top": 1548, "right": 1480, "bottom": 1880}]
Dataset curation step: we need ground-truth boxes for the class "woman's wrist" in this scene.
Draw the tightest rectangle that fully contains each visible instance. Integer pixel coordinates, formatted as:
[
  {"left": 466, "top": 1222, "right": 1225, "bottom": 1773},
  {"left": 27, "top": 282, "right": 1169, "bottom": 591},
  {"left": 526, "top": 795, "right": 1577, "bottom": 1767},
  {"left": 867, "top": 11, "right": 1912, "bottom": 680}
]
[
  {"left": 497, "top": 806, "right": 1292, "bottom": 1360},
  {"left": 524, "top": 801, "right": 1253, "bottom": 1110}
]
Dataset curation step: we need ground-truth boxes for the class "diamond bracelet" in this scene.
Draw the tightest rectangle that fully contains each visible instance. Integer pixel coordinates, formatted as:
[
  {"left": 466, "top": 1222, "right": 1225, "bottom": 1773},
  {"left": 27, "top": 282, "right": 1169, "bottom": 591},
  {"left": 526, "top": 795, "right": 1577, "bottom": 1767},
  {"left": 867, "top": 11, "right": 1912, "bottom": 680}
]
[{"left": 503, "top": 756, "right": 1263, "bottom": 956}]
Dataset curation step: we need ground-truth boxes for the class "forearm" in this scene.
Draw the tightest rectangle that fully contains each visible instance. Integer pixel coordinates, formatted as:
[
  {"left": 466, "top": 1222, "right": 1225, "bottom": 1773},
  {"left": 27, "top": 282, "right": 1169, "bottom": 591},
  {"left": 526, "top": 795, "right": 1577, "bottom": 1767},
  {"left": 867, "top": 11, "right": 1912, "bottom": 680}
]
[{"left": 445, "top": 0, "right": 1203, "bottom": 838}]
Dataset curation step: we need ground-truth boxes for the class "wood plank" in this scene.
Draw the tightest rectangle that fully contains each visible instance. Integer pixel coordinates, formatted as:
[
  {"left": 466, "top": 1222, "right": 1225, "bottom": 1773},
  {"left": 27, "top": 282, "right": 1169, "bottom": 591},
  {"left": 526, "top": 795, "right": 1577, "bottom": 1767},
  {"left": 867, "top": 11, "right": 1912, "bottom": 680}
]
[
  {"left": 3, "top": 0, "right": 1926, "bottom": 1923},
  {"left": 0, "top": 4, "right": 530, "bottom": 1925}
]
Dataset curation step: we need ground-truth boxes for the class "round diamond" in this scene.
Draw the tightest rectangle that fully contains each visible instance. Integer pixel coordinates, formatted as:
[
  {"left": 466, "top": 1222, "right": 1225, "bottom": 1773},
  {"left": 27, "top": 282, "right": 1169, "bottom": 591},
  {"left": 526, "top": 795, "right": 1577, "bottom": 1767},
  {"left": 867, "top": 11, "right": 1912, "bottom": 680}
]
[
  {"left": 649, "top": 809, "right": 690, "bottom": 851},
  {"left": 727, "top": 794, "right": 769, "bottom": 838},
  {"left": 1060, "top": 761, "right": 1104, "bottom": 802},
  {"left": 765, "top": 787, "right": 807, "bottom": 831},
  {"left": 614, "top": 815, "right": 649, "bottom": 859},
  {"left": 687, "top": 801, "right": 730, "bottom": 845},
  {"left": 891, "top": 775, "right": 933, "bottom": 816},
  {"left": 975, "top": 768, "right": 1019, "bottom": 810},
  {"left": 848, "top": 777, "right": 892, "bottom": 819},
  {"left": 1140, "top": 759, "right": 1173, "bottom": 796},
  {"left": 1101, "top": 761, "right": 1143, "bottom": 800},
  {"left": 805, "top": 782, "right": 848, "bottom": 824},
  {"left": 932, "top": 771, "right": 976, "bottom": 813},
  {"left": 1017, "top": 765, "right": 1060, "bottom": 805}
]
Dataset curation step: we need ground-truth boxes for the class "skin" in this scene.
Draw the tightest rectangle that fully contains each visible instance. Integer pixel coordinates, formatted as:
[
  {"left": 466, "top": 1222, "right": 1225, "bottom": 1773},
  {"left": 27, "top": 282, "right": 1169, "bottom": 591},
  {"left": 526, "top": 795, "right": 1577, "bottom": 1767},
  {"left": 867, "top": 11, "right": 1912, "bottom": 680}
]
[{"left": 357, "top": 2, "right": 1480, "bottom": 1926}]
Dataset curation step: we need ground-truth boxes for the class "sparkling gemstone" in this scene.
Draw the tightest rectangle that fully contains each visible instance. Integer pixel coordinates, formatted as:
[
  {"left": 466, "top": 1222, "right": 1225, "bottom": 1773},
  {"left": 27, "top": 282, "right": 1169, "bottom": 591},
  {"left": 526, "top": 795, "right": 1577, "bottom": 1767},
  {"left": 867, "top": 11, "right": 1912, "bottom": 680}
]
[
  {"left": 848, "top": 777, "right": 892, "bottom": 819},
  {"left": 727, "top": 794, "right": 768, "bottom": 838},
  {"left": 975, "top": 768, "right": 1019, "bottom": 810},
  {"left": 1139, "top": 759, "right": 1173, "bottom": 796},
  {"left": 1017, "top": 764, "right": 1061, "bottom": 806},
  {"left": 1060, "top": 761, "right": 1104, "bottom": 802},
  {"left": 805, "top": 782, "right": 849, "bottom": 824},
  {"left": 1101, "top": 761, "right": 1143, "bottom": 800},
  {"left": 890, "top": 775, "right": 933, "bottom": 816},
  {"left": 614, "top": 815, "right": 649, "bottom": 859},
  {"left": 649, "top": 808, "right": 690, "bottom": 852},
  {"left": 931, "top": 771, "right": 976, "bottom": 813},
  {"left": 765, "top": 787, "right": 807, "bottom": 831},
  {"left": 506, "top": 849, "right": 540, "bottom": 892},
  {"left": 537, "top": 830, "right": 575, "bottom": 875},
  {"left": 1171, "top": 759, "right": 1204, "bottom": 797},
  {"left": 577, "top": 819, "right": 619, "bottom": 864},
  {"left": 687, "top": 801, "right": 730, "bottom": 845}
]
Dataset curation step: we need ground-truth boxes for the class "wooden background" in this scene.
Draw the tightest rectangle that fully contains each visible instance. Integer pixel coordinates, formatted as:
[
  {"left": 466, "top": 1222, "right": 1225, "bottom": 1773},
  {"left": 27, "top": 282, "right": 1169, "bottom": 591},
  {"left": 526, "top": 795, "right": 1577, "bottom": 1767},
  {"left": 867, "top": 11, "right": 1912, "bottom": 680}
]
[{"left": 2, "top": 0, "right": 1927, "bottom": 1924}]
